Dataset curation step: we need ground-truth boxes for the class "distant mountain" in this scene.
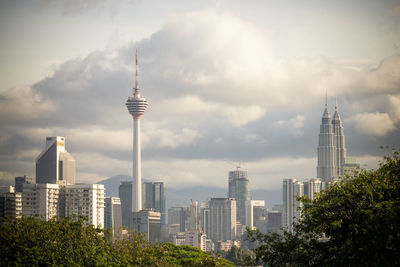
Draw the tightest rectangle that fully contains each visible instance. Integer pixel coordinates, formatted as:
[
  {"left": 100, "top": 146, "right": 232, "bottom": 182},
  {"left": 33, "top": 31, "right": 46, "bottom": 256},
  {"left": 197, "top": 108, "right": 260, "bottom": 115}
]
[
  {"left": 98, "top": 175, "right": 282, "bottom": 210},
  {"left": 97, "top": 175, "right": 132, "bottom": 197}
]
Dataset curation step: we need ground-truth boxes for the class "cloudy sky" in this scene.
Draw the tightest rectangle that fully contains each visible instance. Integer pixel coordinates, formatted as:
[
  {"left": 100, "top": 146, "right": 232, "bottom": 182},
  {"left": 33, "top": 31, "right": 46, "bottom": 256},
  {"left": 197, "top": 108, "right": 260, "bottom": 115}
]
[{"left": 1, "top": 0, "right": 399, "bottom": 192}]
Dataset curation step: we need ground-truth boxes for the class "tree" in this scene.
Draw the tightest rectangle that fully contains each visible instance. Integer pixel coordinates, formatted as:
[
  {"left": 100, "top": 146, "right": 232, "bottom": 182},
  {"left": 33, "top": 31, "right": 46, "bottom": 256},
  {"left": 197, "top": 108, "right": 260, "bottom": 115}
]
[
  {"left": 224, "top": 245, "right": 255, "bottom": 266},
  {"left": 0, "top": 215, "right": 234, "bottom": 266},
  {"left": 247, "top": 150, "right": 400, "bottom": 266}
]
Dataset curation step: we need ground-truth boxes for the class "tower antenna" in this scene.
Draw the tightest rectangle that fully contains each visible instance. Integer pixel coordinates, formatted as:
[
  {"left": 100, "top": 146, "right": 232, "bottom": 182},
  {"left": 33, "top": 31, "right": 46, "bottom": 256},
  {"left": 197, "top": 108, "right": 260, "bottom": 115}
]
[{"left": 135, "top": 48, "right": 140, "bottom": 94}]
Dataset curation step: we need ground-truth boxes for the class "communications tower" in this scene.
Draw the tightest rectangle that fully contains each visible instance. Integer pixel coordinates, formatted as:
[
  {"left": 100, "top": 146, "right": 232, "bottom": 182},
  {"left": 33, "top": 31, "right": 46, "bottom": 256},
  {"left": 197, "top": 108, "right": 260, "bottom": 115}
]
[{"left": 126, "top": 49, "right": 148, "bottom": 212}]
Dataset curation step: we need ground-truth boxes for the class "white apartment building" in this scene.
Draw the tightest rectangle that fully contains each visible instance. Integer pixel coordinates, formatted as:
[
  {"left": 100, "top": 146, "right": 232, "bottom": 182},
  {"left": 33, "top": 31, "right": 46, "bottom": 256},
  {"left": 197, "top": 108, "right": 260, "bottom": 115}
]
[
  {"left": 22, "top": 183, "right": 105, "bottom": 228},
  {"left": 63, "top": 184, "right": 105, "bottom": 228},
  {"left": 22, "top": 183, "right": 60, "bottom": 220},
  {"left": 0, "top": 186, "right": 22, "bottom": 218},
  {"left": 283, "top": 179, "right": 304, "bottom": 232}
]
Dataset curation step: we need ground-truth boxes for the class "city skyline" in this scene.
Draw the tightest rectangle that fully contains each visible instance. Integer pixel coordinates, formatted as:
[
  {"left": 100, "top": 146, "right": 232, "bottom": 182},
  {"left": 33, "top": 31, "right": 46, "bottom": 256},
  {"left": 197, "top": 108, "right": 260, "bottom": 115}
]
[{"left": 1, "top": 0, "right": 400, "bottom": 191}]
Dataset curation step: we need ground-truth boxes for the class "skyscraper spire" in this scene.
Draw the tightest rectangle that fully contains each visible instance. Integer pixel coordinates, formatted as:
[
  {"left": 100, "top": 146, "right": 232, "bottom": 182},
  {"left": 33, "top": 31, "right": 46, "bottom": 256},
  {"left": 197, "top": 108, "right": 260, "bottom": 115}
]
[
  {"left": 325, "top": 88, "right": 328, "bottom": 107},
  {"left": 335, "top": 96, "right": 338, "bottom": 110}
]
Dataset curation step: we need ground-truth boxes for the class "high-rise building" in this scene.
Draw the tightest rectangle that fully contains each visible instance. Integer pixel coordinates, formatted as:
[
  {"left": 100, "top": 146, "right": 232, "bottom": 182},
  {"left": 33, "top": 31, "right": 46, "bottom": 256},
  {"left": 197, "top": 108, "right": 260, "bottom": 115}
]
[
  {"left": 15, "top": 175, "right": 34, "bottom": 193},
  {"left": 168, "top": 207, "right": 188, "bottom": 232},
  {"left": 266, "top": 211, "right": 282, "bottom": 233},
  {"left": 228, "top": 168, "right": 247, "bottom": 198},
  {"left": 126, "top": 49, "right": 148, "bottom": 213},
  {"left": 60, "top": 184, "right": 105, "bottom": 228},
  {"left": 22, "top": 183, "right": 60, "bottom": 220},
  {"left": 132, "top": 210, "right": 161, "bottom": 242},
  {"left": 119, "top": 181, "right": 132, "bottom": 228},
  {"left": 282, "top": 179, "right": 304, "bottom": 232},
  {"left": 304, "top": 178, "right": 322, "bottom": 201},
  {"left": 209, "top": 198, "right": 237, "bottom": 241},
  {"left": 22, "top": 183, "right": 105, "bottom": 227},
  {"left": 36, "top": 136, "right": 75, "bottom": 185},
  {"left": 142, "top": 182, "right": 166, "bottom": 225},
  {"left": 105, "top": 197, "right": 122, "bottom": 237},
  {"left": 332, "top": 100, "right": 346, "bottom": 177},
  {"left": 0, "top": 186, "right": 22, "bottom": 218},
  {"left": 228, "top": 167, "right": 250, "bottom": 225},
  {"left": 184, "top": 230, "right": 207, "bottom": 251},
  {"left": 200, "top": 199, "right": 210, "bottom": 237},
  {"left": 317, "top": 99, "right": 337, "bottom": 182}
]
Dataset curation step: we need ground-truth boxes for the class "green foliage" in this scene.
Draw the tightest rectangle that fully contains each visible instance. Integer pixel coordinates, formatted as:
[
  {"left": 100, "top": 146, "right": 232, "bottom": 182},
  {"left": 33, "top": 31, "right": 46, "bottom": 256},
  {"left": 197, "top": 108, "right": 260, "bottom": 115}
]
[
  {"left": 247, "top": 150, "right": 400, "bottom": 267},
  {"left": 224, "top": 245, "right": 255, "bottom": 266},
  {"left": 0, "top": 216, "right": 234, "bottom": 266}
]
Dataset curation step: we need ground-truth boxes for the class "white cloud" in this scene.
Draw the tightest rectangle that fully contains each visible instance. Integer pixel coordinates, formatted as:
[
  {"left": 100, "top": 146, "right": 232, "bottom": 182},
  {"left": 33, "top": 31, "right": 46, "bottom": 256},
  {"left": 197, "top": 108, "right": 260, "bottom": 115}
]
[
  {"left": 142, "top": 126, "right": 202, "bottom": 149},
  {"left": 346, "top": 112, "right": 396, "bottom": 137},
  {"left": 388, "top": 95, "right": 400, "bottom": 123},
  {"left": 274, "top": 115, "right": 306, "bottom": 136},
  {"left": 0, "top": 86, "right": 55, "bottom": 125},
  {"left": 219, "top": 104, "right": 266, "bottom": 127}
]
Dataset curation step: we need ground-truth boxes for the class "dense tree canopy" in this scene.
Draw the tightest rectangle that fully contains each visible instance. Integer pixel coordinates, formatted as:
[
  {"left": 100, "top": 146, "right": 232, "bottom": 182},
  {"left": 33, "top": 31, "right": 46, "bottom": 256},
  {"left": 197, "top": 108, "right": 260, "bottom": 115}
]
[
  {"left": 0, "top": 216, "right": 234, "bottom": 266},
  {"left": 248, "top": 149, "right": 400, "bottom": 267}
]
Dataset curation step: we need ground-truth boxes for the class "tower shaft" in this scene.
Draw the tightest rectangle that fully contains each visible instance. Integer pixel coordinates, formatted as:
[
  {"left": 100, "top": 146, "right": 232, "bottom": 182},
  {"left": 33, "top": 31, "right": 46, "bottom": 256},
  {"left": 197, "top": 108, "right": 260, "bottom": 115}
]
[{"left": 133, "top": 118, "right": 142, "bottom": 212}]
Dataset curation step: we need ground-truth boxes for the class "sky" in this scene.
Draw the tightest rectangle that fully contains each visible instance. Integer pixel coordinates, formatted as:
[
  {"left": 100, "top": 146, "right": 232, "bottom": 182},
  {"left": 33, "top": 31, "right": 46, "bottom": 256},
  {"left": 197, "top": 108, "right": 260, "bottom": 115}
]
[{"left": 1, "top": 0, "right": 400, "bottom": 193}]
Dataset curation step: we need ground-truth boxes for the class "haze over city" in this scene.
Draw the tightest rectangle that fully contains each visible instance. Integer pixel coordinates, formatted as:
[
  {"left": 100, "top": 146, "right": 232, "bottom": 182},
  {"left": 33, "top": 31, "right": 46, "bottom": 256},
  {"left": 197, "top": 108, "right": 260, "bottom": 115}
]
[{"left": 1, "top": 0, "right": 399, "bottom": 193}]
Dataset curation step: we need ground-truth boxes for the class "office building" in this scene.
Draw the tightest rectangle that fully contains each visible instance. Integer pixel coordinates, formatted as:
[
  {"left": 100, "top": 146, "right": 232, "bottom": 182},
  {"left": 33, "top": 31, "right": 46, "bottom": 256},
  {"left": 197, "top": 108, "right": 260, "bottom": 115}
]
[
  {"left": 105, "top": 197, "right": 122, "bottom": 237},
  {"left": 22, "top": 183, "right": 60, "bottom": 220},
  {"left": 15, "top": 175, "right": 34, "bottom": 193},
  {"left": 228, "top": 167, "right": 250, "bottom": 225},
  {"left": 142, "top": 182, "right": 166, "bottom": 225},
  {"left": 332, "top": 100, "right": 347, "bottom": 177},
  {"left": 209, "top": 198, "right": 236, "bottom": 241},
  {"left": 126, "top": 49, "right": 148, "bottom": 213},
  {"left": 36, "top": 136, "right": 75, "bottom": 185},
  {"left": 0, "top": 186, "right": 22, "bottom": 218},
  {"left": 132, "top": 210, "right": 161, "bottom": 242},
  {"left": 266, "top": 211, "right": 282, "bottom": 233},
  {"left": 119, "top": 181, "right": 132, "bottom": 228},
  {"left": 317, "top": 99, "right": 337, "bottom": 182},
  {"left": 168, "top": 207, "right": 188, "bottom": 232},
  {"left": 283, "top": 179, "right": 304, "bottom": 232}
]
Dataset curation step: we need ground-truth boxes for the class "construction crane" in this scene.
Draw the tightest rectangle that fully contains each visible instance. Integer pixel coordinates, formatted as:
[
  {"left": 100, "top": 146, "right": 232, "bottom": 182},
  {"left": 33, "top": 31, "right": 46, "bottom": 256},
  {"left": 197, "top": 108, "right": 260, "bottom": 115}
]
[{"left": 191, "top": 199, "right": 203, "bottom": 234}]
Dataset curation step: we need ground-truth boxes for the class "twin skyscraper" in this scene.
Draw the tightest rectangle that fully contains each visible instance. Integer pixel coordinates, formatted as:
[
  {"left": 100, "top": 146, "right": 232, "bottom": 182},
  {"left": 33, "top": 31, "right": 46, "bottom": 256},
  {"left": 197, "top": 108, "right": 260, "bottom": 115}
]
[{"left": 317, "top": 98, "right": 346, "bottom": 182}]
